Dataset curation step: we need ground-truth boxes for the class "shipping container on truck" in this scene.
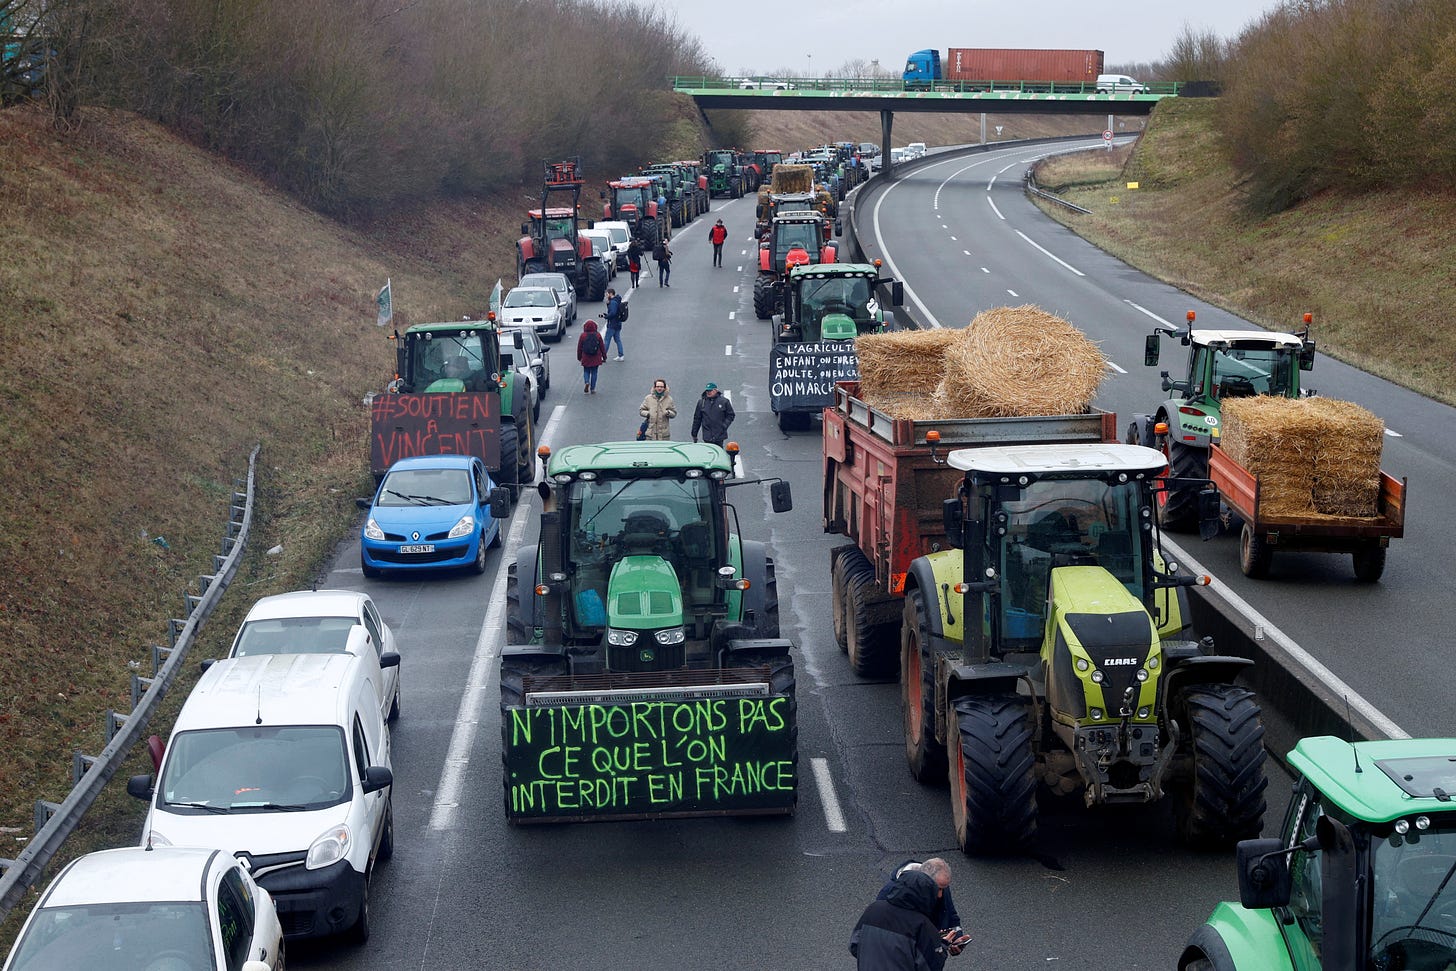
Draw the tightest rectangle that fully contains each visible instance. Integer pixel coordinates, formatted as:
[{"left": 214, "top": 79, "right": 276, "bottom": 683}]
[{"left": 945, "top": 48, "right": 1103, "bottom": 84}]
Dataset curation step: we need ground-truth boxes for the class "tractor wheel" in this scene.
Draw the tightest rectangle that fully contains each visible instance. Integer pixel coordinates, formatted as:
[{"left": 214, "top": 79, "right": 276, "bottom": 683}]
[
  {"left": 731, "top": 179, "right": 742, "bottom": 199},
  {"left": 1353, "top": 546, "right": 1386, "bottom": 582},
  {"left": 498, "top": 420, "right": 521, "bottom": 504},
  {"left": 522, "top": 258, "right": 546, "bottom": 278},
  {"left": 949, "top": 694, "right": 1038, "bottom": 855},
  {"left": 724, "top": 648, "right": 797, "bottom": 809},
  {"left": 1158, "top": 439, "right": 1204, "bottom": 532},
  {"left": 1173, "top": 684, "right": 1268, "bottom": 848},
  {"left": 902, "top": 589, "right": 948, "bottom": 784},
  {"left": 1238, "top": 523, "right": 1272, "bottom": 579},
  {"left": 499, "top": 655, "right": 569, "bottom": 710},
  {"left": 1124, "top": 421, "right": 1142, "bottom": 446},
  {"left": 752, "top": 274, "right": 776, "bottom": 320},
  {"left": 758, "top": 558, "right": 781, "bottom": 638},
  {"left": 585, "top": 259, "right": 608, "bottom": 302},
  {"left": 776, "top": 410, "right": 811, "bottom": 432},
  {"left": 842, "top": 547, "right": 897, "bottom": 678},
  {"left": 640, "top": 218, "right": 660, "bottom": 252},
  {"left": 505, "top": 561, "right": 531, "bottom": 642},
  {"left": 830, "top": 549, "right": 850, "bottom": 654}
]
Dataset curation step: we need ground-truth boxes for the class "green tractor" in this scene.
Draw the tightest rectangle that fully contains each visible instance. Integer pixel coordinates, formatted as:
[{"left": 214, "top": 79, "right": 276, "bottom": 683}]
[
  {"left": 1182, "top": 736, "right": 1456, "bottom": 971},
  {"left": 369, "top": 296, "right": 536, "bottom": 499},
  {"left": 703, "top": 149, "right": 746, "bottom": 198},
  {"left": 499, "top": 441, "right": 799, "bottom": 822},
  {"left": 903, "top": 443, "right": 1268, "bottom": 854},
  {"left": 1128, "top": 311, "right": 1317, "bottom": 529},
  {"left": 640, "top": 164, "right": 694, "bottom": 227}
]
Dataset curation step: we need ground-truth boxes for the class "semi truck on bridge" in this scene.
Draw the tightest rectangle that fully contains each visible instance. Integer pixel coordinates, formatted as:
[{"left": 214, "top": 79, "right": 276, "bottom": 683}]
[{"left": 903, "top": 48, "right": 1104, "bottom": 89}]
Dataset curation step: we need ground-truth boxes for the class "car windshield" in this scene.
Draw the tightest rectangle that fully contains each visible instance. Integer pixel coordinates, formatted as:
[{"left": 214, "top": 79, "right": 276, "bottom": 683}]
[
  {"left": 520, "top": 275, "right": 566, "bottom": 295},
  {"left": 1370, "top": 821, "right": 1456, "bottom": 963},
  {"left": 8, "top": 901, "right": 213, "bottom": 969},
  {"left": 233, "top": 615, "right": 356, "bottom": 657},
  {"left": 606, "top": 226, "right": 629, "bottom": 245},
  {"left": 159, "top": 725, "right": 350, "bottom": 812},
  {"left": 506, "top": 290, "right": 555, "bottom": 309},
  {"left": 378, "top": 467, "right": 474, "bottom": 506}
]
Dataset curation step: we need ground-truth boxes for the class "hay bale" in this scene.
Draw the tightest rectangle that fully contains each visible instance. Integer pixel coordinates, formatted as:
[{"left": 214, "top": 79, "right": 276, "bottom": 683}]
[
  {"left": 855, "top": 328, "right": 963, "bottom": 401},
  {"left": 937, "top": 306, "right": 1106, "bottom": 418},
  {"left": 1221, "top": 397, "right": 1384, "bottom": 518},
  {"left": 770, "top": 164, "right": 815, "bottom": 194}
]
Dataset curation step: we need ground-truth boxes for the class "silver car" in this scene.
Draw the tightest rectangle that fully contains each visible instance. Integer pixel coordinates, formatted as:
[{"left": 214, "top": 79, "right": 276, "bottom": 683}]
[
  {"left": 518, "top": 271, "right": 577, "bottom": 324},
  {"left": 500, "top": 285, "right": 567, "bottom": 341},
  {"left": 581, "top": 229, "right": 617, "bottom": 280},
  {"left": 511, "top": 327, "right": 550, "bottom": 396}
]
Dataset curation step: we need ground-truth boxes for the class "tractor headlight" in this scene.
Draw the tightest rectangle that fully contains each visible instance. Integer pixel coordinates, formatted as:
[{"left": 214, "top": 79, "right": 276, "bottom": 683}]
[
  {"left": 1090, "top": 708, "right": 1104, "bottom": 720},
  {"left": 1136, "top": 669, "right": 1150, "bottom": 682},
  {"left": 607, "top": 628, "right": 638, "bottom": 646},
  {"left": 363, "top": 518, "right": 385, "bottom": 541},
  {"left": 1075, "top": 658, "right": 1090, "bottom": 672},
  {"left": 1137, "top": 707, "right": 1151, "bottom": 718},
  {"left": 1090, "top": 670, "right": 1104, "bottom": 684},
  {"left": 654, "top": 627, "right": 686, "bottom": 645},
  {"left": 1147, "top": 656, "right": 1159, "bottom": 670},
  {"left": 447, "top": 515, "right": 475, "bottom": 539}
]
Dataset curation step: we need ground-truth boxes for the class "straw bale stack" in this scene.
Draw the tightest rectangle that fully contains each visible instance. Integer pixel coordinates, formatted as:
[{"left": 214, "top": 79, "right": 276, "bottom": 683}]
[
  {"left": 938, "top": 306, "right": 1105, "bottom": 418},
  {"left": 855, "top": 328, "right": 963, "bottom": 402},
  {"left": 1221, "top": 397, "right": 1384, "bottom": 517},
  {"left": 770, "top": 164, "right": 815, "bottom": 194}
]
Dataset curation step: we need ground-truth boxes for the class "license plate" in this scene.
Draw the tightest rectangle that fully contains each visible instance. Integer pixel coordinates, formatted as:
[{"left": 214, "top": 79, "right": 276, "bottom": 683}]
[{"left": 398, "top": 544, "right": 435, "bottom": 554}]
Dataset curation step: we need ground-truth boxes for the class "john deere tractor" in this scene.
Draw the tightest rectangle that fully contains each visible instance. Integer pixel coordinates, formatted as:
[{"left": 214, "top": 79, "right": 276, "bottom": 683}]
[
  {"left": 703, "top": 149, "right": 746, "bottom": 198},
  {"left": 516, "top": 158, "right": 609, "bottom": 301},
  {"left": 640, "top": 163, "right": 694, "bottom": 227},
  {"left": 1182, "top": 736, "right": 1456, "bottom": 971},
  {"left": 499, "top": 441, "right": 799, "bottom": 823},
  {"left": 753, "top": 211, "right": 836, "bottom": 319},
  {"left": 901, "top": 443, "right": 1268, "bottom": 854},
  {"left": 1128, "top": 311, "right": 1317, "bottom": 530},
  {"left": 601, "top": 177, "right": 662, "bottom": 251}
]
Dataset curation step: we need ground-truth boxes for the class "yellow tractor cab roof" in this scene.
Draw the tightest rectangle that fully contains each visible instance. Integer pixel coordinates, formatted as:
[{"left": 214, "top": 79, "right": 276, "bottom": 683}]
[{"left": 948, "top": 443, "right": 1167, "bottom": 479}]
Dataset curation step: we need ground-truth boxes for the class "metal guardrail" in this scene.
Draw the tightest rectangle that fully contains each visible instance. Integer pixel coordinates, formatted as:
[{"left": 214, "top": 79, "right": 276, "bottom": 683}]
[
  {"left": 1024, "top": 168, "right": 1092, "bottom": 214},
  {"left": 0, "top": 445, "right": 260, "bottom": 919}
]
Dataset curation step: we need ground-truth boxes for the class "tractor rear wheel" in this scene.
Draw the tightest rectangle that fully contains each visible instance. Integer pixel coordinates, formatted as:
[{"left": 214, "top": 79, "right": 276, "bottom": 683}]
[
  {"left": 776, "top": 410, "right": 811, "bottom": 432},
  {"left": 1159, "top": 439, "right": 1204, "bottom": 531},
  {"left": 830, "top": 549, "right": 850, "bottom": 653},
  {"left": 950, "top": 694, "right": 1037, "bottom": 855},
  {"left": 842, "top": 547, "right": 897, "bottom": 678},
  {"left": 902, "top": 590, "right": 948, "bottom": 784},
  {"left": 1173, "top": 684, "right": 1268, "bottom": 848},
  {"left": 522, "top": 258, "right": 546, "bottom": 277},
  {"left": 585, "top": 259, "right": 608, "bottom": 302},
  {"left": 497, "top": 420, "right": 525, "bottom": 506},
  {"left": 752, "top": 274, "right": 776, "bottom": 320},
  {"left": 506, "top": 561, "right": 531, "bottom": 642},
  {"left": 1353, "top": 546, "right": 1386, "bottom": 582},
  {"left": 758, "top": 558, "right": 780, "bottom": 638},
  {"left": 640, "top": 218, "right": 660, "bottom": 252},
  {"left": 499, "top": 655, "right": 569, "bottom": 710},
  {"left": 1238, "top": 523, "right": 1272, "bottom": 578}
]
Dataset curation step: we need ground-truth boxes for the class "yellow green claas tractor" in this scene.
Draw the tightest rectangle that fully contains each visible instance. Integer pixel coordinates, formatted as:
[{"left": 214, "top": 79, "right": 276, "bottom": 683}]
[
  {"left": 1182, "top": 736, "right": 1456, "bottom": 971},
  {"left": 903, "top": 442, "right": 1268, "bottom": 854},
  {"left": 499, "top": 440, "right": 798, "bottom": 823}
]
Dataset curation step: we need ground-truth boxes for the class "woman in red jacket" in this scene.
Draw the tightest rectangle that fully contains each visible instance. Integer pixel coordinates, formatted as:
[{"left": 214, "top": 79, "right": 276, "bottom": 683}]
[{"left": 577, "top": 319, "right": 607, "bottom": 394}]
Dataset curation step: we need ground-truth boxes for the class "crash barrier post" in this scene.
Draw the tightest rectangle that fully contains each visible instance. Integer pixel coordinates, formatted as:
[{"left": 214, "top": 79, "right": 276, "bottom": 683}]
[{"left": 0, "top": 445, "right": 261, "bottom": 921}]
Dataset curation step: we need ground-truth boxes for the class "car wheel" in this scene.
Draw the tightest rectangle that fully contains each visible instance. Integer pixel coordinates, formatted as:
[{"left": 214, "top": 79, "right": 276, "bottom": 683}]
[
  {"left": 345, "top": 870, "right": 371, "bottom": 945},
  {"left": 472, "top": 533, "right": 488, "bottom": 575},
  {"left": 378, "top": 796, "right": 395, "bottom": 861}
]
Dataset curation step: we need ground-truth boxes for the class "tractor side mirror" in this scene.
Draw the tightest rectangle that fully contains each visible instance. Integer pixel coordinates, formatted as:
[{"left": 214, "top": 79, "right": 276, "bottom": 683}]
[
  {"left": 1299, "top": 341, "right": 1316, "bottom": 371},
  {"left": 489, "top": 487, "right": 510, "bottom": 519},
  {"left": 1197, "top": 489, "right": 1221, "bottom": 541},
  {"left": 1144, "top": 333, "right": 1161, "bottom": 367},
  {"left": 942, "top": 497, "right": 964, "bottom": 548},
  {"left": 520, "top": 222, "right": 529, "bottom": 236},
  {"left": 1236, "top": 839, "right": 1292, "bottom": 910},
  {"left": 890, "top": 281, "right": 905, "bottom": 307},
  {"left": 599, "top": 190, "right": 606, "bottom": 199},
  {"left": 769, "top": 480, "right": 793, "bottom": 513}
]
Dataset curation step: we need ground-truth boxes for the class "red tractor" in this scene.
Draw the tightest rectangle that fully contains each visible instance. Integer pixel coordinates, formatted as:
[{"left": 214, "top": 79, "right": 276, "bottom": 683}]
[
  {"left": 753, "top": 212, "right": 836, "bottom": 319},
  {"left": 517, "top": 158, "right": 608, "bottom": 301},
  {"left": 600, "top": 176, "right": 662, "bottom": 250},
  {"left": 744, "top": 149, "right": 783, "bottom": 195}
]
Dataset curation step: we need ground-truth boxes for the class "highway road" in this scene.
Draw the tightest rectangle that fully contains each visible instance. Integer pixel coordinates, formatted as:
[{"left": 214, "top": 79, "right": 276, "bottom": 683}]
[{"left": 277, "top": 151, "right": 1325, "bottom": 970}]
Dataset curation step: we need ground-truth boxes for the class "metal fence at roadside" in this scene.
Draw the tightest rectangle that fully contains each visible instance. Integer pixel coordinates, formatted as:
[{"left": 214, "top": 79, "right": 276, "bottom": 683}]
[{"left": 0, "top": 445, "right": 260, "bottom": 920}]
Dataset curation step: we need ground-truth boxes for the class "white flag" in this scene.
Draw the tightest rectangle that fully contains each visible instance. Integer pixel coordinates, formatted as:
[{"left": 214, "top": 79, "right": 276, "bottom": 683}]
[{"left": 376, "top": 279, "right": 393, "bottom": 327}]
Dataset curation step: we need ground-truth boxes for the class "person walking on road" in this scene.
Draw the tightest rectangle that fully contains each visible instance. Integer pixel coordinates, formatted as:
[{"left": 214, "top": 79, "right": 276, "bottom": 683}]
[
  {"left": 603, "top": 288, "right": 625, "bottom": 360},
  {"left": 690, "top": 382, "right": 735, "bottom": 448},
  {"left": 628, "top": 237, "right": 645, "bottom": 279},
  {"left": 638, "top": 378, "right": 677, "bottom": 441},
  {"left": 876, "top": 860, "right": 971, "bottom": 958},
  {"left": 628, "top": 254, "right": 641, "bottom": 288},
  {"left": 577, "top": 319, "right": 606, "bottom": 394},
  {"left": 849, "top": 869, "right": 948, "bottom": 971},
  {"left": 654, "top": 239, "right": 673, "bottom": 287},
  {"left": 709, "top": 219, "right": 728, "bottom": 268}
]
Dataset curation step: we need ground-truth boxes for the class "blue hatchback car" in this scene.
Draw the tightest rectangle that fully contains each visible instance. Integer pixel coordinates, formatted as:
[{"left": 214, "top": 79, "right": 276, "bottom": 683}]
[{"left": 358, "top": 455, "right": 509, "bottom": 577}]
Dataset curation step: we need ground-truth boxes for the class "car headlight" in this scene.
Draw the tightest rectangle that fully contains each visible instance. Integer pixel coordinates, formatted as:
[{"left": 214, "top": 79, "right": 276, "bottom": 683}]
[
  {"left": 447, "top": 515, "right": 475, "bottom": 539},
  {"left": 606, "top": 628, "right": 638, "bottom": 646},
  {"left": 306, "top": 824, "right": 351, "bottom": 869},
  {"left": 363, "top": 518, "right": 385, "bottom": 541},
  {"left": 654, "top": 627, "right": 686, "bottom": 645}
]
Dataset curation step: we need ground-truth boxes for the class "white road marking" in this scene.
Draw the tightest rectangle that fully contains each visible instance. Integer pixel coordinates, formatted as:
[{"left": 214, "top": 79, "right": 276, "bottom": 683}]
[
  {"left": 734, "top": 285, "right": 740, "bottom": 293},
  {"left": 1015, "top": 230, "right": 1085, "bottom": 276},
  {"left": 981, "top": 267, "right": 990, "bottom": 273},
  {"left": 1124, "top": 299, "right": 1179, "bottom": 330},
  {"left": 811, "top": 758, "right": 848, "bottom": 832},
  {"left": 724, "top": 344, "right": 733, "bottom": 355},
  {"left": 963, "top": 250, "right": 971, "bottom": 256},
  {"left": 987, "top": 197, "right": 1004, "bottom": 220},
  {"left": 1106, "top": 360, "right": 1127, "bottom": 374},
  {"left": 1385, "top": 428, "right": 1403, "bottom": 438},
  {"left": 986, "top": 178, "right": 996, "bottom": 191},
  {"left": 729, "top": 311, "right": 736, "bottom": 320},
  {"left": 741, "top": 249, "right": 748, "bottom": 255},
  {"left": 737, "top": 265, "right": 744, "bottom": 272},
  {"left": 430, "top": 405, "right": 567, "bottom": 831},
  {"left": 1161, "top": 536, "right": 1408, "bottom": 739},
  {"left": 1007, "top": 289, "right": 1019, "bottom": 297},
  {"left": 941, "top": 223, "right": 948, "bottom": 229},
  {"left": 996, "top": 159, "right": 1022, "bottom": 174},
  {"left": 949, "top": 235, "right": 957, "bottom": 241}
]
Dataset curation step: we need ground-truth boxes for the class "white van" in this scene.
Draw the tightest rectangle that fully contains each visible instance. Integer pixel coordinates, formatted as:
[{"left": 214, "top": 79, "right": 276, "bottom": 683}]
[
  {"left": 906, "top": 142, "right": 927, "bottom": 159},
  {"left": 129, "top": 653, "right": 394, "bottom": 943},
  {"left": 1097, "top": 74, "right": 1148, "bottom": 94}
]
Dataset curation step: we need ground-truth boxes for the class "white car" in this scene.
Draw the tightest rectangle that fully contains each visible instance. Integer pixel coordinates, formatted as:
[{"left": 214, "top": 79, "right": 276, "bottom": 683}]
[
  {"left": 226, "top": 589, "right": 401, "bottom": 725},
  {"left": 1097, "top": 73, "right": 1148, "bottom": 94},
  {"left": 500, "top": 285, "right": 567, "bottom": 341},
  {"left": 518, "top": 271, "right": 577, "bottom": 324},
  {"left": 594, "top": 220, "right": 633, "bottom": 270},
  {"left": 905, "top": 142, "right": 927, "bottom": 159},
  {"left": 580, "top": 229, "right": 617, "bottom": 279},
  {"left": 500, "top": 336, "right": 541, "bottom": 423},
  {"left": 3, "top": 846, "right": 284, "bottom": 971}
]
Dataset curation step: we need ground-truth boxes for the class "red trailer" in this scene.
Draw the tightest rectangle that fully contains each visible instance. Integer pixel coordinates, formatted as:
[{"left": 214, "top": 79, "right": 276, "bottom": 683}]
[
  {"left": 822, "top": 381, "right": 1116, "bottom": 677},
  {"left": 945, "top": 48, "right": 1103, "bottom": 84}
]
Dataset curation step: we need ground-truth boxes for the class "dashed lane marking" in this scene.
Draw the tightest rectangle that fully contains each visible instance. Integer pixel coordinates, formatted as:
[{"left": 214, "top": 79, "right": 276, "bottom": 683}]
[{"left": 811, "top": 758, "right": 848, "bottom": 833}]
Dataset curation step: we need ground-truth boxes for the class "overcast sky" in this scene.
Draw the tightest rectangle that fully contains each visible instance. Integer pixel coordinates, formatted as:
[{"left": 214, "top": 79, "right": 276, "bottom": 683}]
[{"left": 654, "top": 0, "right": 1287, "bottom": 76}]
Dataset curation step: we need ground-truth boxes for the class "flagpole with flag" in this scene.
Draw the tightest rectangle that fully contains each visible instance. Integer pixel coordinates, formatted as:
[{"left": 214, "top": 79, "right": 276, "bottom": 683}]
[{"left": 376, "top": 279, "right": 393, "bottom": 327}]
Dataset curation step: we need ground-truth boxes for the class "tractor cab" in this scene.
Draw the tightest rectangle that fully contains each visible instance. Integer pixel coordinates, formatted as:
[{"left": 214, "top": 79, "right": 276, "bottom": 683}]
[
  {"left": 765, "top": 215, "right": 828, "bottom": 269},
  {"left": 522, "top": 207, "right": 580, "bottom": 276},
  {"left": 392, "top": 322, "right": 504, "bottom": 394},
  {"left": 780, "top": 264, "right": 901, "bottom": 342}
]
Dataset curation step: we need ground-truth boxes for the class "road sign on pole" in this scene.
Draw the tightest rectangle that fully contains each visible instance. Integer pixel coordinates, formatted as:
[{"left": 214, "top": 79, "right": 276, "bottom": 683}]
[{"left": 1103, "top": 129, "right": 1113, "bottom": 141}]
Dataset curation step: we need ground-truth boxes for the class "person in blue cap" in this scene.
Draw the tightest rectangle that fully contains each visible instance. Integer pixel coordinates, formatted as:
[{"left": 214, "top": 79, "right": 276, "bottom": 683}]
[{"left": 690, "top": 382, "right": 735, "bottom": 448}]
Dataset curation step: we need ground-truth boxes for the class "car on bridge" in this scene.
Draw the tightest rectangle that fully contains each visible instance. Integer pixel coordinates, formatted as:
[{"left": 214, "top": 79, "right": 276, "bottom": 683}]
[{"left": 1097, "top": 73, "right": 1148, "bottom": 94}]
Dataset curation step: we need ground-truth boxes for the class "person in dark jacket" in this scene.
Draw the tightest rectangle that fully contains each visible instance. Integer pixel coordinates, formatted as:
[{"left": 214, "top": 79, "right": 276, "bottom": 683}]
[
  {"left": 849, "top": 870, "right": 947, "bottom": 971},
  {"left": 708, "top": 219, "right": 728, "bottom": 267},
  {"left": 577, "top": 320, "right": 606, "bottom": 394},
  {"left": 603, "top": 288, "right": 625, "bottom": 360},
  {"left": 690, "top": 383, "right": 735, "bottom": 447},
  {"left": 654, "top": 239, "right": 672, "bottom": 287},
  {"left": 876, "top": 859, "right": 969, "bottom": 956}
]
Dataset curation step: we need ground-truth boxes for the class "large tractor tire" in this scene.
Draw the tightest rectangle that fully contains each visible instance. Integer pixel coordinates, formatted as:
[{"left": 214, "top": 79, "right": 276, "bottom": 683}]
[
  {"left": 1158, "top": 439, "right": 1204, "bottom": 532},
  {"left": 522, "top": 258, "right": 546, "bottom": 278},
  {"left": 776, "top": 410, "right": 811, "bottom": 432},
  {"left": 902, "top": 590, "right": 948, "bottom": 784},
  {"left": 499, "top": 655, "right": 569, "bottom": 710},
  {"left": 841, "top": 547, "right": 897, "bottom": 678},
  {"left": 752, "top": 274, "right": 777, "bottom": 320},
  {"left": 497, "top": 420, "right": 521, "bottom": 505},
  {"left": 1238, "top": 523, "right": 1272, "bottom": 579},
  {"left": 505, "top": 559, "right": 535, "bottom": 642},
  {"left": 950, "top": 694, "right": 1038, "bottom": 855},
  {"left": 731, "top": 178, "right": 743, "bottom": 199},
  {"left": 1173, "top": 684, "right": 1268, "bottom": 848},
  {"left": 640, "top": 218, "right": 660, "bottom": 252},
  {"left": 1352, "top": 546, "right": 1386, "bottom": 582},
  {"left": 585, "top": 258, "right": 608, "bottom": 302},
  {"left": 830, "top": 548, "right": 850, "bottom": 654}
]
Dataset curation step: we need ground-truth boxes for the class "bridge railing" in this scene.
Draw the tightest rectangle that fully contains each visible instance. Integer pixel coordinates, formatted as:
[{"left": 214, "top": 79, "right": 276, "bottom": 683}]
[{"left": 671, "top": 76, "right": 1180, "bottom": 97}]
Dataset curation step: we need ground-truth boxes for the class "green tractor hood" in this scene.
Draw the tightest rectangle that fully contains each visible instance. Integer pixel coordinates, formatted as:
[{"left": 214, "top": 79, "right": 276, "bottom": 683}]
[
  {"left": 607, "top": 555, "right": 685, "bottom": 631},
  {"left": 820, "top": 312, "right": 857, "bottom": 341}
]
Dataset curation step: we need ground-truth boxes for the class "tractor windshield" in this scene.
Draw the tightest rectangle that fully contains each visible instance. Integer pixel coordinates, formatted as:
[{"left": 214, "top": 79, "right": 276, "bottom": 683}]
[
  {"left": 997, "top": 478, "right": 1146, "bottom": 650},
  {"left": 407, "top": 331, "right": 497, "bottom": 392},
  {"left": 543, "top": 217, "right": 574, "bottom": 242},
  {"left": 612, "top": 187, "right": 644, "bottom": 212},
  {"left": 1369, "top": 820, "right": 1456, "bottom": 965},
  {"left": 1199, "top": 343, "right": 1298, "bottom": 398},
  {"left": 774, "top": 222, "right": 821, "bottom": 264},
  {"left": 799, "top": 276, "right": 874, "bottom": 339},
  {"left": 565, "top": 477, "right": 721, "bottom": 628}
]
